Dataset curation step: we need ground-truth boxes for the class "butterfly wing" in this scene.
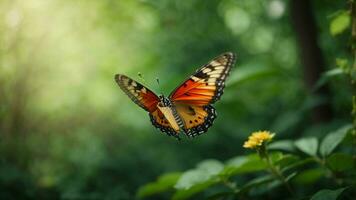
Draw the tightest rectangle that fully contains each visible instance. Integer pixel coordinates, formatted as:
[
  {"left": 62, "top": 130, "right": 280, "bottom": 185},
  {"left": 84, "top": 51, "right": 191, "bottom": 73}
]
[
  {"left": 174, "top": 104, "right": 216, "bottom": 137},
  {"left": 115, "top": 74, "right": 159, "bottom": 112},
  {"left": 149, "top": 109, "right": 181, "bottom": 138},
  {"left": 169, "top": 52, "right": 236, "bottom": 105},
  {"left": 115, "top": 74, "right": 180, "bottom": 138},
  {"left": 169, "top": 52, "right": 236, "bottom": 137}
]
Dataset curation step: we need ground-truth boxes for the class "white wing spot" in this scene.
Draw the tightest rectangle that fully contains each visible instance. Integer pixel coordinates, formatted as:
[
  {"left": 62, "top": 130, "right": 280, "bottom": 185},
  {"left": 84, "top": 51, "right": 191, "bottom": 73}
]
[
  {"left": 209, "top": 74, "right": 220, "bottom": 78},
  {"left": 210, "top": 61, "right": 221, "bottom": 66},
  {"left": 123, "top": 78, "right": 129, "bottom": 85},
  {"left": 202, "top": 68, "right": 212, "bottom": 73},
  {"left": 141, "top": 87, "right": 147, "bottom": 93},
  {"left": 208, "top": 69, "right": 223, "bottom": 74},
  {"left": 191, "top": 76, "right": 200, "bottom": 81}
]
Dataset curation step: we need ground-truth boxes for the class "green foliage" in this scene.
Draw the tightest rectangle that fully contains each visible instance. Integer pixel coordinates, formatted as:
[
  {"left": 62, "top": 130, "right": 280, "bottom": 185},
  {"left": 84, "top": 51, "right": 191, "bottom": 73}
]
[
  {"left": 221, "top": 154, "right": 268, "bottom": 177},
  {"left": 326, "top": 153, "right": 354, "bottom": 171},
  {"left": 310, "top": 187, "right": 347, "bottom": 200},
  {"left": 137, "top": 172, "right": 181, "bottom": 198},
  {"left": 138, "top": 131, "right": 354, "bottom": 199},
  {"left": 137, "top": 131, "right": 356, "bottom": 199},
  {"left": 330, "top": 11, "right": 351, "bottom": 36},
  {"left": 294, "top": 168, "right": 324, "bottom": 184},
  {"left": 175, "top": 160, "right": 223, "bottom": 190},
  {"left": 137, "top": 151, "right": 315, "bottom": 199},
  {"left": 295, "top": 137, "right": 319, "bottom": 156},
  {"left": 268, "top": 140, "right": 296, "bottom": 152},
  {"left": 172, "top": 180, "right": 218, "bottom": 200},
  {"left": 335, "top": 58, "right": 349, "bottom": 71},
  {"left": 314, "top": 68, "right": 345, "bottom": 90},
  {"left": 320, "top": 124, "right": 352, "bottom": 157}
]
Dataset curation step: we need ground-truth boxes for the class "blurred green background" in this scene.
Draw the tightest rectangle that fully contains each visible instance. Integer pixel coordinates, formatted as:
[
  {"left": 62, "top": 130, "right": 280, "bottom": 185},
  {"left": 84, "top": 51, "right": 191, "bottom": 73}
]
[{"left": 0, "top": 0, "right": 352, "bottom": 199}]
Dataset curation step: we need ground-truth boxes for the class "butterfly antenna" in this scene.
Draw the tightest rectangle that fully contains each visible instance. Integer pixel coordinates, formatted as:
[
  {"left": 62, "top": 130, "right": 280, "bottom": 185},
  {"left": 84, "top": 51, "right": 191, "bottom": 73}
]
[
  {"left": 138, "top": 72, "right": 147, "bottom": 85},
  {"left": 156, "top": 77, "right": 164, "bottom": 95}
]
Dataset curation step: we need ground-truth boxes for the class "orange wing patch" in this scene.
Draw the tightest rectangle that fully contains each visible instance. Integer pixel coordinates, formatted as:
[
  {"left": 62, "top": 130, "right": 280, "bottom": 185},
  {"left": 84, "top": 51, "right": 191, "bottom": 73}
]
[
  {"left": 170, "top": 52, "right": 236, "bottom": 105},
  {"left": 115, "top": 74, "right": 159, "bottom": 112},
  {"left": 175, "top": 104, "right": 217, "bottom": 137},
  {"left": 170, "top": 79, "right": 216, "bottom": 106}
]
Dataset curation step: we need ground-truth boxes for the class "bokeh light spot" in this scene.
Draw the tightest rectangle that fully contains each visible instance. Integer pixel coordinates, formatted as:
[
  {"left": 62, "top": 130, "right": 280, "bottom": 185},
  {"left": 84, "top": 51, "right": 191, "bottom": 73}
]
[
  {"left": 244, "top": 26, "right": 274, "bottom": 54},
  {"left": 267, "top": 0, "right": 285, "bottom": 19},
  {"left": 224, "top": 7, "right": 251, "bottom": 35}
]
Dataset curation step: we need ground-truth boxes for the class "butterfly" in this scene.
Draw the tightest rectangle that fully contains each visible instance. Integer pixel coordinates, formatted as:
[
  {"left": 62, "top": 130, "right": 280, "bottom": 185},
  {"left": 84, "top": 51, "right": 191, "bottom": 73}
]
[{"left": 115, "top": 52, "right": 236, "bottom": 140}]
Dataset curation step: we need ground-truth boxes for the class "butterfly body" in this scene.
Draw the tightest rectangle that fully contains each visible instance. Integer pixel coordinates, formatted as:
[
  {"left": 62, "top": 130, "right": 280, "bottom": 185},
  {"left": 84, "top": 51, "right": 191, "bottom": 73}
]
[
  {"left": 154, "top": 95, "right": 184, "bottom": 133},
  {"left": 115, "top": 52, "right": 236, "bottom": 139}
]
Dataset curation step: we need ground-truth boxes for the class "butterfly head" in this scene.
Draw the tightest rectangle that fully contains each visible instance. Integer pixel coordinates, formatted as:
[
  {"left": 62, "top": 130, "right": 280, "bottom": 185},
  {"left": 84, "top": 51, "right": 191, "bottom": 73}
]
[{"left": 158, "top": 95, "right": 172, "bottom": 107}]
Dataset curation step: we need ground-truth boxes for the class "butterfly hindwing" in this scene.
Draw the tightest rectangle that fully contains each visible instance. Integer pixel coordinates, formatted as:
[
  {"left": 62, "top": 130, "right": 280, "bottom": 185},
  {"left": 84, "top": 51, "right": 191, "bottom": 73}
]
[
  {"left": 149, "top": 109, "right": 180, "bottom": 138},
  {"left": 169, "top": 52, "right": 236, "bottom": 105},
  {"left": 115, "top": 74, "right": 159, "bottom": 112},
  {"left": 175, "top": 104, "right": 216, "bottom": 137}
]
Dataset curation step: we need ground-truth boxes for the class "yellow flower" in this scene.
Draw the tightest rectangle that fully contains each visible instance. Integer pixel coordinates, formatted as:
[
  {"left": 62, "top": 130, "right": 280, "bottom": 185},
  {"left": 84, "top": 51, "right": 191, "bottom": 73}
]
[{"left": 243, "top": 131, "right": 275, "bottom": 149}]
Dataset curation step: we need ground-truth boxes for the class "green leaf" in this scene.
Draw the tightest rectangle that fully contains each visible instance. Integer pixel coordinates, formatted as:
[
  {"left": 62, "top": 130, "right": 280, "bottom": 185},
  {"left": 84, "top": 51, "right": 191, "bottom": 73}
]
[
  {"left": 240, "top": 174, "right": 274, "bottom": 192},
  {"left": 250, "top": 179, "right": 283, "bottom": 196},
  {"left": 326, "top": 153, "right": 354, "bottom": 171},
  {"left": 220, "top": 152, "right": 285, "bottom": 179},
  {"left": 220, "top": 154, "right": 267, "bottom": 178},
  {"left": 285, "top": 172, "right": 297, "bottom": 182},
  {"left": 320, "top": 124, "right": 352, "bottom": 157},
  {"left": 274, "top": 154, "right": 300, "bottom": 168},
  {"left": 269, "top": 140, "right": 296, "bottom": 152},
  {"left": 206, "top": 191, "right": 234, "bottom": 200},
  {"left": 172, "top": 160, "right": 224, "bottom": 199},
  {"left": 244, "top": 172, "right": 295, "bottom": 196},
  {"left": 172, "top": 179, "right": 218, "bottom": 200},
  {"left": 330, "top": 11, "right": 351, "bottom": 36},
  {"left": 136, "top": 172, "right": 181, "bottom": 198},
  {"left": 295, "top": 137, "right": 318, "bottom": 156},
  {"left": 314, "top": 68, "right": 345, "bottom": 90},
  {"left": 293, "top": 168, "right": 324, "bottom": 185},
  {"left": 282, "top": 158, "right": 315, "bottom": 172},
  {"left": 310, "top": 187, "right": 347, "bottom": 200},
  {"left": 175, "top": 159, "right": 223, "bottom": 190},
  {"left": 335, "top": 58, "right": 349, "bottom": 70}
]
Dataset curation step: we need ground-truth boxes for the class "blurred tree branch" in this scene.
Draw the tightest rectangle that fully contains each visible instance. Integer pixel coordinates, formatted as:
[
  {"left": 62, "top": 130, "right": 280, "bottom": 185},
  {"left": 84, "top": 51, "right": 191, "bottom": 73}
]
[{"left": 290, "top": 0, "right": 333, "bottom": 123}]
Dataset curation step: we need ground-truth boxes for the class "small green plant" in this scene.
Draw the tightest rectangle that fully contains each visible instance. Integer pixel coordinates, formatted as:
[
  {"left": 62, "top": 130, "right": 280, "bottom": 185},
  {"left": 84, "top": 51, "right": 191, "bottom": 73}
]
[{"left": 137, "top": 126, "right": 355, "bottom": 199}]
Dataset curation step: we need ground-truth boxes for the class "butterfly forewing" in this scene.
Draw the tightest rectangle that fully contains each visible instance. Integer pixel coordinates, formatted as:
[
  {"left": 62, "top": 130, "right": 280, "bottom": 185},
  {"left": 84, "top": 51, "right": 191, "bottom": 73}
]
[
  {"left": 115, "top": 74, "right": 159, "bottom": 112},
  {"left": 169, "top": 52, "right": 236, "bottom": 105}
]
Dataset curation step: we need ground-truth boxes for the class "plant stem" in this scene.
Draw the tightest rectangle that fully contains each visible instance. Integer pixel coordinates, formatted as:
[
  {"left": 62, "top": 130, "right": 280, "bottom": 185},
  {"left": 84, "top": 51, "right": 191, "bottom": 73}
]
[
  {"left": 350, "top": 0, "right": 356, "bottom": 160},
  {"left": 350, "top": 0, "right": 356, "bottom": 124},
  {"left": 313, "top": 156, "right": 342, "bottom": 185},
  {"left": 260, "top": 146, "right": 295, "bottom": 196},
  {"left": 222, "top": 179, "right": 239, "bottom": 193}
]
